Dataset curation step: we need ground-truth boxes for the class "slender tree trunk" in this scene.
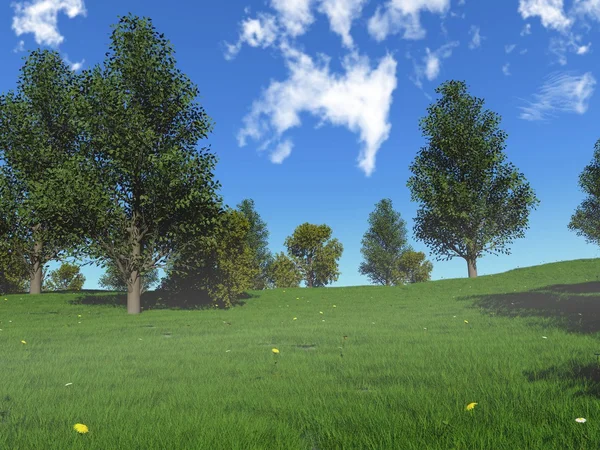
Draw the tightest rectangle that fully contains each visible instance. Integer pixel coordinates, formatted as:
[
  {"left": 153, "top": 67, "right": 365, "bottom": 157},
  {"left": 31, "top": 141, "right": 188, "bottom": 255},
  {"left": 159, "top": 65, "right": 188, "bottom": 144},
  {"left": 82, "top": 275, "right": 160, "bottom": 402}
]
[
  {"left": 30, "top": 227, "right": 43, "bottom": 294},
  {"left": 466, "top": 258, "right": 478, "bottom": 278},
  {"left": 127, "top": 240, "right": 142, "bottom": 314}
]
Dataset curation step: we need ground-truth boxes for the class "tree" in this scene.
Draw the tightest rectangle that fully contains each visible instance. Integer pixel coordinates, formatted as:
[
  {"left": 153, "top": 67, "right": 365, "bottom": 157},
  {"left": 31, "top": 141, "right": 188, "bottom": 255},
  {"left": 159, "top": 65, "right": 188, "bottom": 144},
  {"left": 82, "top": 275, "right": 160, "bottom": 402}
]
[
  {"left": 359, "top": 198, "right": 412, "bottom": 286},
  {"left": 406, "top": 80, "right": 539, "bottom": 278},
  {"left": 568, "top": 139, "right": 600, "bottom": 245},
  {"left": 284, "top": 223, "right": 343, "bottom": 287},
  {"left": 98, "top": 260, "right": 159, "bottom": 294},
  {"left": 265, "top": 252, "right": 303, "bottom": 289},
  {"left": 236, "top": 199, "right": 273, "bottom": 290},
  {"left": 159, "top": 208, "right": 258, "bottom": 308},
  {"left": 56, "top": 14, "right": 224, "bottom": 314},
  {"left": 42, "top": 262, "right": 85, "bottom": 291},
  {"left": 397, "top": 250, "right": 433, "bottom": 284},
  {"left": 0, "top": 50, "right": 94, "bottom": 295}
]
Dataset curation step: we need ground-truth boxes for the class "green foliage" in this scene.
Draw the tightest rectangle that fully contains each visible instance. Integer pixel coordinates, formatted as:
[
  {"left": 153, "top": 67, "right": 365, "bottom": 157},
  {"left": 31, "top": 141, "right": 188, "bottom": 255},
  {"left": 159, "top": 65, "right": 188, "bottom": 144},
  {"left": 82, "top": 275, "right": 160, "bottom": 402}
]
[
  {"left": 236, "top": 199, "right": 273, "bottom": 290},
  {"left": 359, "top": 198, "right": 412, "bottom": 286},
  {"left": 42, "top": 262, "right": 85, "bottom": 291},
  {"left": 568, "top": 139, "right": 600, "bottom": 246},
  {"left": 0, "top": 245, "right": 30, "bottom": 294},
  {"left": 406, "top": 80, "right": 539, "bottom": 274},
  {"left": 265, "top": 252, "right": 303, "bottom": 289},
  {"left": 159, "top": 208, "right": 258, "bottom": 308},
  {"left": 98, "top": 260, "right": 159, "bottom": 294},
  {"left": 284, "top": 223, "right": 343, "bottom": 287},
  {"left": 397, "top": 250, "right": 433, "bottom": 284}
]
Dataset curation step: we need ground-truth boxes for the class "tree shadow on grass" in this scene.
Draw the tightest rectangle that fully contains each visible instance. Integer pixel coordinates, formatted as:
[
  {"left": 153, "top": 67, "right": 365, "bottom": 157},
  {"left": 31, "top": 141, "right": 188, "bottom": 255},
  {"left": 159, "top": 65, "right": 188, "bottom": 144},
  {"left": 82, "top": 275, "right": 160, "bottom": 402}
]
[
  {"left": 522, "top": 359, "right": 600, "bottom": 399},
  {"left": 66, "top": 289, "right": 258, "bottom": 311},
  {"left": 457, "top": 281, "right": 600, "bottom": 334}
]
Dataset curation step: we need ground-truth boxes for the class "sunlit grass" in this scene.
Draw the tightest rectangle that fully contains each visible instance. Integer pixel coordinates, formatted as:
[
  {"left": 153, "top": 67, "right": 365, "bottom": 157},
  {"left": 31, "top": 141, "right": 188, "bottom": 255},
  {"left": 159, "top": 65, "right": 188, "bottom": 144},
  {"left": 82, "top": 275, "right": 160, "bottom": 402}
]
[{"left": 1, "top": 258, "right": 600, "bottom": 449}]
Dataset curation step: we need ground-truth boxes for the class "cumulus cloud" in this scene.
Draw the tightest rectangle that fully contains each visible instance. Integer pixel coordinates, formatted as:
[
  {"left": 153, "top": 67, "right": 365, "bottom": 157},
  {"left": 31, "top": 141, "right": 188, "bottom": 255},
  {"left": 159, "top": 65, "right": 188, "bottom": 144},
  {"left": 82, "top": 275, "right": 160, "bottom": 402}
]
[
  {"left": 519, "top": 71, "right": 596, "bottom": 120},
  {"left": 367, "top": 0, "right": 451, "bottom": 41},
  {"left": 502, "top": 63, "right": 511, "bottom": 75},
  {"left": 410, "top": 41, "right": 459, "bottom": 88},
  {"left": 238, "top": 45, "right": 398, "bottom": 176},
  {"left": 270, "top": 0, "right": 316, "bottom": 37},
  {"left": 468, "top": 25, "right": 483, "bottom": 49},
  {"left": 224, "top": 13, "right": 279, "bottom": 60},
  {"left": 11, "top": 0, "right": 86, "bottom": 47},
  {"left": 518, "top": 0, "right": 572, "bottom": 31}
]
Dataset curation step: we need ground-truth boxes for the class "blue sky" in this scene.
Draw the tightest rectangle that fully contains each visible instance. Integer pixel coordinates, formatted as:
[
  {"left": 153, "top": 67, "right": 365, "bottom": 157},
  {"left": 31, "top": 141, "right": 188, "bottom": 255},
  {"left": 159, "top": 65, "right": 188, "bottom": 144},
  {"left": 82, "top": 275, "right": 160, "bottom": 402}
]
[{"left": 1, "top": 0, "right": 599, "bottom": 290}]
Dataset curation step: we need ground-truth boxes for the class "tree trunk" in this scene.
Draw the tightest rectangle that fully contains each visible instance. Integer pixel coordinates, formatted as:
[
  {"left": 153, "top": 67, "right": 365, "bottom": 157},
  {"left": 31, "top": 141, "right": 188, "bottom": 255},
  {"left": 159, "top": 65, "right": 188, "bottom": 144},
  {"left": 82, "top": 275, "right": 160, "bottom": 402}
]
[
  {"left": 30, "top": 237, "right": 43, "bottom": 295},
  {"left": 466, "top": 258, "right": 478, "bottom": 278},
  {"left": 127, "top": 240, "right": 142, "bottom": 314}
]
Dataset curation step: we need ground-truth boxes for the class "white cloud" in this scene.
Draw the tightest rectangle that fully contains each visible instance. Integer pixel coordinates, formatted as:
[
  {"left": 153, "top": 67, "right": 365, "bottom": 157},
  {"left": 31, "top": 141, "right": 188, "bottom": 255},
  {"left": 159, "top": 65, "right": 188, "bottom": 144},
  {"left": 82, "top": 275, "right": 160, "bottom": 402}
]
[
  {"left": 520, "top": 48, "right": 529, "bottom": 54},
  {"left": 518, "top": 0, "right": 572, "bottom": 31},
  {"left": 468, "top": 25, "right": 483, "bottom": 49},
  {"left": 505, "top": 44, "right": 516, "bottom": 53},
  {"left": 270, "top": 0, "right": 315, "bottom": 37},
  {"left": 317, "top": 0, "right": 368, "bottom": 48},
  {"left": 224, "top": 14, "right": 279, "bottom": 60},
  {"left": 548, "top": 33, "right": 592, "bottom": 64},
  {"left": 573, "top": 0, "right": 600, "bottom": 22},
  {"left": 410, "top": 41, "right": 459, "bottom": 88},
  {"left": 576, "top": 42, "right": 591, "bottom": 54},
  {"left": 62, "top": 54, "right": 84, "bottom": 71},
  {"left": 502, "top": 63, "right": 511, "bottom": 75},
  {"left": 520, "top": 23, "right": 532, "bottom": 35},
  {"left": 367, "top": 0, "right": 451, "bottom": 41},
  {"left": 238, "top": 45, "right": 398, "bottom": 176},
  {"left": 270, "top": 139, "right": 294, "bottom": 163},
  {"left": 11, "top": 0, "right": 86, "bottom": 47},
  {"left": 458, "top": 0, "right": 465, "bottom": 4},
  {"left": 13, "top": 40, "right": 25, "bottom": 52},
  {"left": 519, "top": 71, "right": 596, "bottom": 120}
]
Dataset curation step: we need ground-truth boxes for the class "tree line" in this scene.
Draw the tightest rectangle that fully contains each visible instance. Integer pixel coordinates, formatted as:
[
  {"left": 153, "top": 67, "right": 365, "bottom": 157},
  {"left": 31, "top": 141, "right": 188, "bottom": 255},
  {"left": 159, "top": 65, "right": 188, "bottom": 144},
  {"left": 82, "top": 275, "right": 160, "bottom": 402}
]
[{"left": 1, "top": 13, "right": 596, "bottom": 314}]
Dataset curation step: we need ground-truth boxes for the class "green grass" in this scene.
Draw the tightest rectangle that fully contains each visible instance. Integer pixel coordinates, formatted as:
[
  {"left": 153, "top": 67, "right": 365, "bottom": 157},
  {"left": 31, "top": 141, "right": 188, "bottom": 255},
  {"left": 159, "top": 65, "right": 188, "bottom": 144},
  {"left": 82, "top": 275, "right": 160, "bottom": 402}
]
[{"left": 2, "top": 258, "right": 600, "bottom": 449}]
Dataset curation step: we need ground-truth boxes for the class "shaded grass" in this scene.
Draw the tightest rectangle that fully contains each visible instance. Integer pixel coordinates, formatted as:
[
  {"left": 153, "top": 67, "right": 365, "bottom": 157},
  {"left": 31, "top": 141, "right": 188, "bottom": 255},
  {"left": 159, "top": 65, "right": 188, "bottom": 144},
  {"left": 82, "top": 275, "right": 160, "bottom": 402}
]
[{"left": 1, "top": 258, "right": 600, "bottom": 449}]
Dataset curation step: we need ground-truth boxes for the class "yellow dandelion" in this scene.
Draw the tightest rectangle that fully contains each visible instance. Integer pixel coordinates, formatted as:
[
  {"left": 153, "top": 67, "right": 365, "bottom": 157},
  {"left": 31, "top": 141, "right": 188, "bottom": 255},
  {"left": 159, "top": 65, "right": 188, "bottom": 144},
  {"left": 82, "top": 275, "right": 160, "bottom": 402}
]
[
  {"left": 73, "top": 423, "right": 89, "bottom": 434},
  {"left": 272, "top": 348, "right": 280, "bottom": 354},
  {"left": 293, "top": 317, "right": 297, "bottom": 320},
  {"left": 465, "top": 402, "right": 477, "bottom": 411},
  {"left": 576, "top": 418, "right": 587, "bottom": 423},
  {"left": 464, "top": 320, "right": 469, "bottom": 324},
  {"left": 21, "top": 340, "right": 26, "bottom": 344},
  {"left": 4, "top": 298, "right": 7, "bottom": 301}
]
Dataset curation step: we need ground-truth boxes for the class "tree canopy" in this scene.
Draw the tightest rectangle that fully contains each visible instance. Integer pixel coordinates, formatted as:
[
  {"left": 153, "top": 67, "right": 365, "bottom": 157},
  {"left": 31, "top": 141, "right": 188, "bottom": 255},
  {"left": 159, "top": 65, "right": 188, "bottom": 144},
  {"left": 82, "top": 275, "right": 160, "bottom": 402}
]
[{"left": 406, "top": 80, "right": 539, "bottom": 278}]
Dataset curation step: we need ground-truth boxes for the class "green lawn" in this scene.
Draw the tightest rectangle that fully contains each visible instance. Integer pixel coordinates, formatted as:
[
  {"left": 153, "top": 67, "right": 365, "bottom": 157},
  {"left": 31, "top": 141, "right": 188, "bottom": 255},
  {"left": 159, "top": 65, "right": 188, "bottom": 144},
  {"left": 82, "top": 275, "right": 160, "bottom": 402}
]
[{"left": 2, "top": 259, "right": 600, "bottom": 449}]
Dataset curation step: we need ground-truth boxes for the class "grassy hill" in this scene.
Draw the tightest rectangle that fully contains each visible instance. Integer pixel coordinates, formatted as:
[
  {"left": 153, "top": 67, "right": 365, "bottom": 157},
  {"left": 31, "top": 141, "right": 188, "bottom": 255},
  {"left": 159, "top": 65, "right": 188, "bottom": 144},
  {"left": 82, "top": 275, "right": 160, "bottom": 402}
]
[{"left": 1, "top": 258, "right": 600, "bottom": 449}]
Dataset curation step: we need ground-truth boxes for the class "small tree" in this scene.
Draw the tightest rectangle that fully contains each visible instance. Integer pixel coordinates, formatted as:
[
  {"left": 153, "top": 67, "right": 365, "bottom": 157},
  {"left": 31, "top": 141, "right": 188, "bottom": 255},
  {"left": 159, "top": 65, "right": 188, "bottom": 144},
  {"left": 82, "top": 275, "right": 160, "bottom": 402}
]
[
  {"left": 265, "top": 252, "right": 303, "bottom": 288},
  {"left": 98, "top": 261, "right": 159, "bottom": 294},
  {"left": 236, "top": 199, "right": 273, "bottom": 290},
  {"left": 43, "top": 262, "right": 85, "bottom": 291},
  {"left": 397, "top": 250, "right": 433, "bottom": 284},
  {"left": 284, "top": 223, "right": 343, "bottom": 287},
  {"left": 407, "top": 80, "right": 539, "bottom": 278},
  {"left": 568, "top": 139, "right": 600, "bottom": 246},
  {"left": 359, "top": 198, "right": 412, "bottom": 286}
]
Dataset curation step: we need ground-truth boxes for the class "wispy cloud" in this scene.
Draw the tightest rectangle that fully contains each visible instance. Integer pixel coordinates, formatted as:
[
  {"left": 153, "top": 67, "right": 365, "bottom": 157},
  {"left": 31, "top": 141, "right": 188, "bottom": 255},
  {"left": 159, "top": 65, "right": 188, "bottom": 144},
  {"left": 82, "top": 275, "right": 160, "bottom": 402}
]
[
  {"left": 63, "top": 54, "right": 84, "bottom": 71},
  {"left": 237, "top": 45, "right": 398, "bottom": 176},
  {"left": 270, "top": 139, "right": 294, "bottom": 164},
  {"left": 410, "top": 41, "right": 459, "bottom": 89},
  {"left": 518, "top": 0, "right": 572, "bottom": 31},
  {"left": 224, "top": 13, "right": 279, "bottom": 60},
  {"left": 468, "top": 25, "right": 483, "bottom": 49},
  {"left": 11, "top": 0, "right": 87, "bottom": 47},
  {"left": 505, "top": 43, "right": 516, "bottom": 53},
  {"left": 548, "top": 33, "right": 592, "bottom": 65},
  {"left": 317, "top": 0, "right": 369, "bottom": 48},
  {"left": 13, "top": 40, "right": 25, "bottom": 53},
  {"left": 519, "top": 72, "right": 596, "bottom": 121},
  {"left": 520, "top": 23, "right": 532, "bottom": 35},
  {"left": 502, "top": 63, "right": 511, "bottom": 75},
  {"left": 367, "top": 0, "right": 451, "bottom": 41}
]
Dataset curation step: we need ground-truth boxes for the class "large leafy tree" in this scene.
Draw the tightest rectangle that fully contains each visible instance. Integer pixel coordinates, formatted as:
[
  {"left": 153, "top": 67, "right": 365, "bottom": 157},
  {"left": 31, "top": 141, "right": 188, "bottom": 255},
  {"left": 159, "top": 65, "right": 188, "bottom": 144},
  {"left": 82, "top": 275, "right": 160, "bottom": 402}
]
[
  {"left": 0, "top": 50, "right": 94, "bottom": 295},
  {"left": 406, "top": 80, "right": 539, "bottom": 278},
  {"left": 42, "top": 262, "right": 85, "bottom": 291},
  {"left": 284, "top": 223, "right": 343, "bottom": 287},
  {"left": 359, "top": 198, "right": 412, "bottom": 286},
  {"left": 397, "top": 250, "right": 433, "bottom": 284},
  {"left": 98, "top": 260, "right": 159, "bottom": 294},
  {"left": 60, "top": 14, "right": 224, "bottom": 314},
  {"left": 265, "top": 252, "right": 303, "bottom": 289},
  {"left": 236, "top": 199, "right": 273, "bottom": 290},
  {"left": 568, "top": 138, "right": 600, "bottom": 245}
]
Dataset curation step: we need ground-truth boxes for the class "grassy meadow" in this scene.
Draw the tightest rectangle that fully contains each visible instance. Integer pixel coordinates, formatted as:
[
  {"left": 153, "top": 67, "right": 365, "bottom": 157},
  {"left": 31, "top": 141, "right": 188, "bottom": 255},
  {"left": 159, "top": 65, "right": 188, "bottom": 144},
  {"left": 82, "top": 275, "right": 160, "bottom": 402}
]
[{"left": 1, "top": 258, "right": 600, "bottom": 449}]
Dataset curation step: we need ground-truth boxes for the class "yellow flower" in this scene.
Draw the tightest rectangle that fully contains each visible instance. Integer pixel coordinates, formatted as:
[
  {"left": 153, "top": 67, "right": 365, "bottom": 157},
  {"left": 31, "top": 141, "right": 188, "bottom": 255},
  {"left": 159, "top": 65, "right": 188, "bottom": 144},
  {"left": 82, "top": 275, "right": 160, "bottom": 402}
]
[
  {"left": 21, "top": 340, "right": 26, "bottom": 344},
  {"left": 296, "top": 297, "right": 299, "bottom": 300},
  {"left": 4, "top": 298, "right": 7, "bottom": 301},
  {"left": 319, "top": 311, "right": 323, "bottom": 314},
  {"left": 576, "top": 418, "right": 587, "bottom": 423},
  {"left": 464, "top": 320, "right": 469, "bottom": 324},
  {"left": 78, "top": 315, "right": 81, "bottom": 318},
  {"left": 332, "top": 305, "right": 336, "bottom": 308},
  {"left": 293, "top": 317, "right": 297, "bottom": 320},
  {"left": 73, "top": 423, "right": 89, "bottom": 434},
  {"left": 465, "top": 402, "right": 477, "bottom": 411},
  {"left": 272, "top": 348, "right": 279, "bottom": 354}
]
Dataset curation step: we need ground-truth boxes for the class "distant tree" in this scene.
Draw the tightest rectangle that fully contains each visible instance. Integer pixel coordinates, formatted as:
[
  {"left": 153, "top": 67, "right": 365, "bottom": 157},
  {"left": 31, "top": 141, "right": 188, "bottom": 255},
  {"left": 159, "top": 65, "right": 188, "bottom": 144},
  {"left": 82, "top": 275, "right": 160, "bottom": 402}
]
[
  {"left": 569, "top": 138, "right": 600, "bottom": 245},
  {"left": 236, "top": 199, "right": 273, "bottom": 290},
  {"left": 43, "top": 262, "right": 85, "bottom": 291},
  {"left": 98, "top": 261, "right": 159, "bottom": 294},
  {"left": 284, "top": 223, "right": 343, "bottom": 288},
  {"left": 359, "top": 198, "right": 412, "bottom": 286},
  {"left": 407, "top": 80, "right": 539, "bottom": 278},
  {"left": 265, "top": 252, "right": 303, "bottom": 289},
  {"left": 397, "top": 250, "right": 433, "bottom": 284},
  {"left": 159, "top": 208, "right": 258, "bottom": 308}
]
